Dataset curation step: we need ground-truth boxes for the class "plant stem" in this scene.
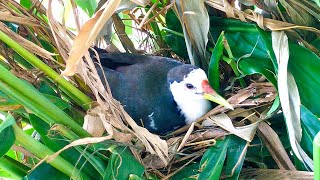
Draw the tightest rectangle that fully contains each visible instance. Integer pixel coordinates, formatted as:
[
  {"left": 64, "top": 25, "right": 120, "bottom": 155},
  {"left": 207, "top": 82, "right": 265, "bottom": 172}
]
[
  {"left": 0, "top": 30, "right": 92, "bottom": 110},
  {"left": 0, "top": 64, "right": 90, "bottom": 137}
]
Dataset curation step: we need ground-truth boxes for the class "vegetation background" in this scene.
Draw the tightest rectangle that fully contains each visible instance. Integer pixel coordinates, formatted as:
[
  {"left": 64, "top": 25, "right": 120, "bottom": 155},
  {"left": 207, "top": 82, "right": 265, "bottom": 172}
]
[{"left": 0, "top": 0, "right": 319, "bottom": 179}]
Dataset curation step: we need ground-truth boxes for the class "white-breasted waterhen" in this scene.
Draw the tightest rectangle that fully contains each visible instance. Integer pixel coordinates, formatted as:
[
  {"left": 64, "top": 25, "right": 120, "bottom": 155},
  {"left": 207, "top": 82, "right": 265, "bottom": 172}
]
[{"left": 91, "top": 48, "right": 233, "bottom": 135}]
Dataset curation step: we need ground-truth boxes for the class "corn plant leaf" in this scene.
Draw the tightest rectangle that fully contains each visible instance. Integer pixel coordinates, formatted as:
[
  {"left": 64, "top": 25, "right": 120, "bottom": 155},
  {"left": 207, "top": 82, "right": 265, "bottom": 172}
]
[
  {"left": 164, "top": 10, "right": 188, "bottom": 59},
  {"left": 209, "top": 18, "right": 277, "bottom": 86}
]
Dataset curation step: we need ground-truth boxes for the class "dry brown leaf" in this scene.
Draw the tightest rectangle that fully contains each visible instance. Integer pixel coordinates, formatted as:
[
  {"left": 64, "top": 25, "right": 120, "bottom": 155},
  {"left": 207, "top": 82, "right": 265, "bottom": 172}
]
[
  {"left": 173, "top": 0, "right": 210, "bottom": 67},
  {"left": 83, "top": 107, "right": 105, "bottom": 137},
  {"left": 239, "top": 168, "right": 314, "bottom": 180},
  {"left": 131, "top": 0, "right": 151, "bottom": 7},
  {"left": 205, "top": 0, "right": 320, "bottom": 34},
  {"left": 62, "top": 0, "right": 121, "bottom": 76},
  {"left": 205, "top": 113, "right": 260, "bottom": 142}
]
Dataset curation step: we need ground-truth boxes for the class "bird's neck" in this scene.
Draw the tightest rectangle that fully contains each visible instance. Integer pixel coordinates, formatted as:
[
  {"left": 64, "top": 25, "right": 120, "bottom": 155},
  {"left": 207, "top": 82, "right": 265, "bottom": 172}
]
[{"left": 173, "top": 96, "right": 212, "bottom": 124}]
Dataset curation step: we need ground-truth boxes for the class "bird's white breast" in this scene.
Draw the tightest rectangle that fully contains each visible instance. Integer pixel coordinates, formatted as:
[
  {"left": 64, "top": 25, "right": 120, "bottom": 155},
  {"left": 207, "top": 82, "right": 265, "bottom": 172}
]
[{"left": 174, "top": 96, "right": 211, "bottom": 124}]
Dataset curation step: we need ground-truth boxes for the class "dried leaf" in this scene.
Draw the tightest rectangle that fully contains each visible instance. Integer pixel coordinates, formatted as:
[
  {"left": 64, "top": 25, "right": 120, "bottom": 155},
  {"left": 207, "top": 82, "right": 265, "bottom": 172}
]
[
  {"left": 62, "top": 0, "right": 121, "bottom": 76},
  {"left": 206, "top": 113, "right": 259, "bottom": 142},
  {"left": 272, "top": 31, "right": 313, "bottom": 170},
  {"left": 173, "top": 0, "right": 209, "bottom": 67},
  {"left": 47, "top": 135, "right": 113, "bottom": 162},
  {"left": 240, "top": 168, "right": 314, "bottom": 180}
]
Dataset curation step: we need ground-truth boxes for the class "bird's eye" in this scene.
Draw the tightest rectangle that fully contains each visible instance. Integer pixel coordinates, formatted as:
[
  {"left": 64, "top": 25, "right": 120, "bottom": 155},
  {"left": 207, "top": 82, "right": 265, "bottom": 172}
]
[{"left": 185, "top": 83, "right": 195, "bottom": 89}]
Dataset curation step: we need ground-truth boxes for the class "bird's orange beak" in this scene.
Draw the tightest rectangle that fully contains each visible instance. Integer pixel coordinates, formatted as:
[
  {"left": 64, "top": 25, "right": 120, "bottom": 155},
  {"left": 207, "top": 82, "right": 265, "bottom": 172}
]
[{"left": 201, "top": 80, "right": 233, "bottom": 110}]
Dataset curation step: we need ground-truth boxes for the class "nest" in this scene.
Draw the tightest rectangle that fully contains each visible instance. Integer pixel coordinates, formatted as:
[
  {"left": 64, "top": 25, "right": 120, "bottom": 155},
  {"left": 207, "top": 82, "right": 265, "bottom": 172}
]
[{"left": 80, "top": 52, "right": 277, "bottom": 177}]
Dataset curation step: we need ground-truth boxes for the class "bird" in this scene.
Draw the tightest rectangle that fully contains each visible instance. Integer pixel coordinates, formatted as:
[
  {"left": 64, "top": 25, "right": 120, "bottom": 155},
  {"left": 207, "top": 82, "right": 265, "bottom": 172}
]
[{"left": 91, "top": 48, "right": 233, "bottom": 135}]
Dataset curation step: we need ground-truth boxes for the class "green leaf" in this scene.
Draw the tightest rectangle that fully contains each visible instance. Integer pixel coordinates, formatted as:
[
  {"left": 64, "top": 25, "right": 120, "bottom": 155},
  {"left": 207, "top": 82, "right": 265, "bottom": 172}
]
[
  {"left": 29, "top": 114, "right": 100, "bottom": 178},
  {"left": 198, "top": 137, "right": 229, "bottom": 180},
  {"left": 208, "top": 31, "right": 225, "bottom": 92},
  {"left": 225, "top": 136, "right": 247, "bottom": 180},
  {"left": 23, "top": 163, "right": 69, "bottom": 180},
  {"left": 300, "top": 105, "right": 320, "bottom": 156},
  {"left": 0, "top": 126, "right": 15, "bottom": 159},
  {"left": 171, "top": 162, "right": 200, "bottom": 180},
  {"left": 42, "top": 94, "right": 71, "bottom": 110},
  {"left": 0, "top": 156, "right": 29, "bottom": 179},
  {"left": 288, "top": 44, "right": 320, "bottom": 116},
  {"left": 74, "top": 0, "right": 97, "bottom": 17},
  {"left": 103, "top": 146, "right": 145, "bottom": 180},
  {"left": 300, "top": 105, "right": 320, "bottom": 139},
  {"left": 0, "top": 114, "right": 15, "bottom": 158},
  {"left": 164, "top": 10, "right": 188, "bottom": 59},
  {"left": 20, "top": 0, "right": 32, "bottom": 9},
  {"left": 209, "top": 18, "right": 277, "bottom": 86}
]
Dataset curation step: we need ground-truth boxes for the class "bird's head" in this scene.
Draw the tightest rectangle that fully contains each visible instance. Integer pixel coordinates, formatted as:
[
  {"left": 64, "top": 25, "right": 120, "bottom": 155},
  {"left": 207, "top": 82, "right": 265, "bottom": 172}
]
[{"left": 168, "top": 64, "right": 233, "bottom": 110}]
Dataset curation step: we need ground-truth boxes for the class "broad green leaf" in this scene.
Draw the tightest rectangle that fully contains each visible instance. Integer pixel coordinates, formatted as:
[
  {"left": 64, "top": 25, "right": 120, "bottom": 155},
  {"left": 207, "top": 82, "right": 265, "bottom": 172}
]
[
  {"left": 225, "top": 136, "right": 247, "bottom": 180},
  {"left": 164, "top": 10, "right": 188, "bottom": 59},
  {"left": 209, "top": 18, "right": 277, "bottom": 86},
  {"left": 103, "top": 146, "right": 144, "bottom": 180},
  {"left": 300, "top": 105, "right": 320, "bottom": 157},
  {"left": 20, "top": 0, "right": 32, "bottom": 9},
  {"left": 0, "top": 127, "right": 14, "bottom": 158},
  {"left": 0, "top": 168, "right": 14, "bottom": 179},
  {"left": 288, "top": 44, "right": 320, "bottom": 116},
  {"left": 300, "top": 105, "right": 320, "bottom": 139},
  {"left": 198, "top": 137, "right": 229, "bottom": 180},
  {"left": 171, "top": 162, "right": 200, "bottom": 180},
  {"left": 23, "top": 163, "right": 68, "bottom": 180}
]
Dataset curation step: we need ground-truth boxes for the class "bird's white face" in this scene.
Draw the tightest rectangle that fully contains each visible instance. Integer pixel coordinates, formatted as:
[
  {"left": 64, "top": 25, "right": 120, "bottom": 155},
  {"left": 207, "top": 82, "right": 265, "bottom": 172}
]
[
  {"left": 170, "top": 68, "right": 209, "bottom": 100},
  {"left": 169, "top": 68, "right": 212, "bottom": 123},
  {"left": 169, "top": 68, "right": 233, "bottom": 124}
]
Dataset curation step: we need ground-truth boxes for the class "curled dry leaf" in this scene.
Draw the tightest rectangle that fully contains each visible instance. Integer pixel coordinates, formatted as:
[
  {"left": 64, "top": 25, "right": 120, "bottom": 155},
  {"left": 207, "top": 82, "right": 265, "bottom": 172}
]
[
  {"left": 272, "top": 31, "right": 313, "bottom": 170},
  {"left": 62, "top": 0, "right": 121, "bottom": 76},
  {"left": 205, "top": 0, "right": 320, "bottom": 34},
  {"left": 173, "top": 0, "right": 210, "bottom": 67},
  {"left": 205, "top": 113, "right": 260, "bottom": 142}
]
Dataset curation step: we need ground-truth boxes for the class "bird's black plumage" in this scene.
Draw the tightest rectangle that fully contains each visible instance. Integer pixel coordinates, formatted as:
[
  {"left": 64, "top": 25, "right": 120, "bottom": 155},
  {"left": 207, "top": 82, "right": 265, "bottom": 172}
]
[{"left": 91, "top": 49, "right": 198, "bottom": 134}]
